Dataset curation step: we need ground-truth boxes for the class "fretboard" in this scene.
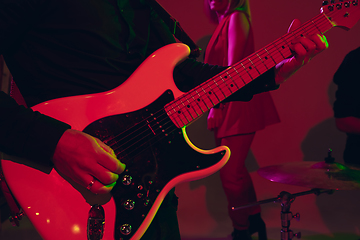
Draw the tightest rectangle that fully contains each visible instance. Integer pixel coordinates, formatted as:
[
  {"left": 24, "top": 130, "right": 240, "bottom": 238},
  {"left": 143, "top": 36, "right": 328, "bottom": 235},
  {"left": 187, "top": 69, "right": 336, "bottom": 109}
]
[{"left": 165, "top": 11, "right": 333, "bottom": 129}]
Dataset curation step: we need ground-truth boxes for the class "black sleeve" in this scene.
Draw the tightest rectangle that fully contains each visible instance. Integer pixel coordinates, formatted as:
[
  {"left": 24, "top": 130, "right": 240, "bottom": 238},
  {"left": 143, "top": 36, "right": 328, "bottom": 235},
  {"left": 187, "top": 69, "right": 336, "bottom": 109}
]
[
  {"left": 333, "top": 48, "right": 360, "bottom": 119},
  {"left": 0, "top": 0, "right": 70, "bottom": 165},
  {"left": 173, "top": 58, "right": 279, "bottom": 102},
  {"left": 0, "top": 91, "right": 70, "bottom": 166}
]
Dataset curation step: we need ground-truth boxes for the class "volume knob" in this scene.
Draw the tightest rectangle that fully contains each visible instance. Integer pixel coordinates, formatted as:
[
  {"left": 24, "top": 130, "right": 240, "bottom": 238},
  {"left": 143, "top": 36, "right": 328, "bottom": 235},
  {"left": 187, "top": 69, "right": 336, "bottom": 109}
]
[
  {"left": 122, "top": 175, "right": 132, "bottom": 185},
  {"left": 123, "top": 199, "right": 135, "bottom": 210},
  {"left": 120, "top": 224, "right": 132, "bottom": 236}
]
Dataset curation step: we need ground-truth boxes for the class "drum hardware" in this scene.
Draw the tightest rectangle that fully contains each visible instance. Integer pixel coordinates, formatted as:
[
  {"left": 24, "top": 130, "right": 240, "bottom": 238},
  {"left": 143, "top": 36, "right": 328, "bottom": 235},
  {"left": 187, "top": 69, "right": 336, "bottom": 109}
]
[
  {"left": 232, "top": 188, "right": 334, "bottom": 240},
  {"left": 231, "top": 149, "right": 360, "bottom": 239},
  {"left": 257, "top": 150, "right": 360, "bottom": 191}
]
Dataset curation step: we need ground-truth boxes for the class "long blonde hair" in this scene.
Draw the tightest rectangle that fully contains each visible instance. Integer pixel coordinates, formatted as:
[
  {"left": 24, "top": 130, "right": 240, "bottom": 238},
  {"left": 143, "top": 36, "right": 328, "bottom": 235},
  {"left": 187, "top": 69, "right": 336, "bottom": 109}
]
[{"left": 204, "top": 0, "right": 251, "bottom": 24}]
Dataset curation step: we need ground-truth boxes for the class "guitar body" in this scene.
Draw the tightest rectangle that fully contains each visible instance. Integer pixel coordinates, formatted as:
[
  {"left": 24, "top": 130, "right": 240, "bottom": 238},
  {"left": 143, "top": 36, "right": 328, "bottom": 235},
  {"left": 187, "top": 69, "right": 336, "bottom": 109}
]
[
  {"left": 2, "top": 2, "right": 360, "bottom": 238},
  {"left": 1, "top": 43, "right": 230, "bottom": 240}
]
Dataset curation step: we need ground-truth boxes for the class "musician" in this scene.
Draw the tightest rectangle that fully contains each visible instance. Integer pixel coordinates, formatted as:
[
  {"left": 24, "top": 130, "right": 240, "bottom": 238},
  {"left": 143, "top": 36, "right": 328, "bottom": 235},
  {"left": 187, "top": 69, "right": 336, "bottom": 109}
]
[
  {"left": 333, "top": 47, "right": 360, "bottom": 166},
  {"left": 204, "top": 0, "right": 279, "bottom": 239},
  {"left": 0, "top": 0, "right": 327, "bottom": 239}
]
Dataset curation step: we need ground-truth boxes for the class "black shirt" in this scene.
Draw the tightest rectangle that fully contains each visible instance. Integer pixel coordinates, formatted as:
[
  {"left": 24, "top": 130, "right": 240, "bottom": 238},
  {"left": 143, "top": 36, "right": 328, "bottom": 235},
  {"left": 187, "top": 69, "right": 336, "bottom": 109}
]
[
  {"left": 333, "top": 47, "right": 360, "bottom": 164},
  {"left": 0, "top": 0, "right": 277, "bottom": 165}
]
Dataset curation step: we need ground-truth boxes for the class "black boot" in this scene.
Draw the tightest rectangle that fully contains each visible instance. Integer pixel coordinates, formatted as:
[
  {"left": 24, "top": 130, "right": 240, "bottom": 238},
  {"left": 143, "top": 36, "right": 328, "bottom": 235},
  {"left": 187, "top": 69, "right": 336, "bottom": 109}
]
[
  {"left": 231, "top": 228, "right": 252, "bottom": 240},
  {"left": 248, "top": 213, "right": 267, "bottom": 240}
]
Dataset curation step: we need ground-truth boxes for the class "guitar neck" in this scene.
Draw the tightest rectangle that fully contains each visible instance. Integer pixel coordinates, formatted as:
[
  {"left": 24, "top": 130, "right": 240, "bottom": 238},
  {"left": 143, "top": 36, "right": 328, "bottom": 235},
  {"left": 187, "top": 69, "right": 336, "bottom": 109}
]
[{"left": 165, "top": 11, "right": 333, "bottom": 128}]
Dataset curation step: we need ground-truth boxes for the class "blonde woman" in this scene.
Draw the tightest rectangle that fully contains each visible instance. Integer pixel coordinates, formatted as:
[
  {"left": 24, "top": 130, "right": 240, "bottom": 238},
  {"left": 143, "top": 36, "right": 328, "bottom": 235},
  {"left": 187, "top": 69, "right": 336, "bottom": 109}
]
[{"left": 204, "top": 0, "right": 280, "bottom": 239}]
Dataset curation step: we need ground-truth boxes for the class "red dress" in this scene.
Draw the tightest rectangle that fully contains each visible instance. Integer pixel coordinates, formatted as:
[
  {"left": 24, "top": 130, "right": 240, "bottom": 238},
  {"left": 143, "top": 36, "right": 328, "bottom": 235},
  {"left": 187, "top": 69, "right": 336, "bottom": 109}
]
[{"left": 204, "top": 11, "right": 280, "bottom": 138}]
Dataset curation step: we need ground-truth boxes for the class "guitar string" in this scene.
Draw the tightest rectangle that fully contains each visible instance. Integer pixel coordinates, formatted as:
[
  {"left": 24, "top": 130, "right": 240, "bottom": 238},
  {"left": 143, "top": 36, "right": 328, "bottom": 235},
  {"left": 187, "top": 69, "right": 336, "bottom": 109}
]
[
  {"left": 104, "top": 11, "right": 331, "bottom": 152},
  {"left": 102, "top": 11, "right": 331, "bottom": 156},
  {"left": 126, "top": 7, "right": 345, "bottom": 158},
  {"left": 101, "top": 100, "right": 177, "bottom": 147},
  {"left": 161, "top": 9, "right": 334, "bottom": 129},
  {"left": 108, "top": 113, "right": 179, "bottom": 159},
  {"left": 101, "top": 9, "right": 340, "bottom": 158},
  {"left": 169, "top": 13, "right": 327, "bottom": 113},
  {"left": 100, "top": 103, "right": 177, "bottom": 151},
  {"left": 167, "top": 12, "right": 331, "bottom": 127},
  {"left": 168, "top": 4, "right": 351, "bottom": 127}
]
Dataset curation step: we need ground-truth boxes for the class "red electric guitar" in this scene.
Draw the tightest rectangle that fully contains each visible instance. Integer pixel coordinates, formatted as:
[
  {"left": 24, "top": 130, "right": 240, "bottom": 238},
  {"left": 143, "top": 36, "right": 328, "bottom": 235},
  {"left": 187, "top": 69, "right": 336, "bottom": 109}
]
[{"left": 1, "top": 1, "right": 360, "bottom": 240}]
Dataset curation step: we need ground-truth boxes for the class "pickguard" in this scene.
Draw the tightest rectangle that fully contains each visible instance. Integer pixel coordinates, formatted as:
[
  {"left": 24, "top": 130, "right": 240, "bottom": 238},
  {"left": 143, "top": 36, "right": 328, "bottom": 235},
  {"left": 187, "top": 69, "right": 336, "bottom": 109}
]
[{"left": 83, "top": 91, "right": 225, "bottom": 239}]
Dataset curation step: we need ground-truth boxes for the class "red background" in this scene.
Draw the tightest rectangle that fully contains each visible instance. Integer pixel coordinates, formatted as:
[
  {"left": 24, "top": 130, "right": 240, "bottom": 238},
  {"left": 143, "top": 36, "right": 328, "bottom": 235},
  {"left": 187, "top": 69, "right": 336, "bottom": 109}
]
[{"left": 157, "top": 0, "right": 360, "bottom": 239}]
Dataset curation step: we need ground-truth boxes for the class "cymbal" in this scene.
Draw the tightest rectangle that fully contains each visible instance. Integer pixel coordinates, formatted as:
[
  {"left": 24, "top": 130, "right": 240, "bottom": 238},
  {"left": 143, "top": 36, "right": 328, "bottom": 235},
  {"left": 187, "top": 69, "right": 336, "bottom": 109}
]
[{"left": 257, "top": 161, "right": 360, "bottom": 190}]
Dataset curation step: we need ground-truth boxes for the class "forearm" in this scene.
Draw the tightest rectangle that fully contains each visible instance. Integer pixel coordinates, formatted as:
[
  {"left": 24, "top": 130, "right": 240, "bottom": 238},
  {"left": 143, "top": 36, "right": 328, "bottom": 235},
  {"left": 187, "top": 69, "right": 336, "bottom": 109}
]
[
  {"left": 174, "top": 58, "right": 278, "bottom": 102},
  {"left": 0, "top": 91, "right": 70, "bottom": 165}
]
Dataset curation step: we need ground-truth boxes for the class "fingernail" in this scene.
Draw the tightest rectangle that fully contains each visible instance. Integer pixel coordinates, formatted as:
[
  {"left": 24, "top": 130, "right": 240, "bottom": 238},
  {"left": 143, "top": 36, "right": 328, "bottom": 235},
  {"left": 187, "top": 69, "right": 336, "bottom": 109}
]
[{"left": 103, "top": 181, "right": 117, "bottom": 190}]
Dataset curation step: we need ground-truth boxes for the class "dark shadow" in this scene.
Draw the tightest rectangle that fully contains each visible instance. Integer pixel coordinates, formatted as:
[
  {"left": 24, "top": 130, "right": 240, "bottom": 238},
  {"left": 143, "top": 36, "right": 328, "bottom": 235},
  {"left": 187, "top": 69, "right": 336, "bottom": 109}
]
[
  {"left": 301, "top": 81, "right": 360, "bottom": 236},
  {"left": 301, "top": 82, "right": 346, "bottom": 164}
]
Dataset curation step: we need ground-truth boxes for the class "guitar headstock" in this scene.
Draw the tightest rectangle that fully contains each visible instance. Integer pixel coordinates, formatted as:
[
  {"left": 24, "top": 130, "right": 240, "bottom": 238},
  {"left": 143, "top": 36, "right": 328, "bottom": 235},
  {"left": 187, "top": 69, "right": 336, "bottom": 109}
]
[{"left": 321, "top": 0, "right": 360, "bottom": 30}]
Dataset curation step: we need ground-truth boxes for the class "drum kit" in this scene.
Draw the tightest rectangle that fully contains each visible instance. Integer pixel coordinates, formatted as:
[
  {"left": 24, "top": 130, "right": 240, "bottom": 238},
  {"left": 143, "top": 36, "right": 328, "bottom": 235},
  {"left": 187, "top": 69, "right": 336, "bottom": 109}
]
[{"left": 232, "top": 149, "right": 360, "bottom": 240}]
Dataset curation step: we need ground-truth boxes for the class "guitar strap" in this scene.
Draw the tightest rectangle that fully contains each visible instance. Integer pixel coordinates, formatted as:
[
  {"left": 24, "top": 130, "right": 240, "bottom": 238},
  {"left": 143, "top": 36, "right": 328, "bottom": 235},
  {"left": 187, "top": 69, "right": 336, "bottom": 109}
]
[{"left": 146, "top": 0, "right": 201, "bottom": 59}]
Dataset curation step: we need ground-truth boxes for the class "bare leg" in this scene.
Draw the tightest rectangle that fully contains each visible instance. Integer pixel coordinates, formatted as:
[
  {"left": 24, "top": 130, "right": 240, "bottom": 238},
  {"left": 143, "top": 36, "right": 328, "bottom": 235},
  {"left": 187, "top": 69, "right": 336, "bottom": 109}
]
[{"left": 219, "top": 133, "right": 260, "bottom": 231}]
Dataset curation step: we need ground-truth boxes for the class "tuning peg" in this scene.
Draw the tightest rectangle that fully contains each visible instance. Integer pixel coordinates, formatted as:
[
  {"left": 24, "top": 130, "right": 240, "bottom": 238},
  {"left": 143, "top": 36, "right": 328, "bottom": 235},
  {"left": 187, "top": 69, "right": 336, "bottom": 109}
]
[{"left": 322, "top": 0, "right": 329, "bottom": 5}]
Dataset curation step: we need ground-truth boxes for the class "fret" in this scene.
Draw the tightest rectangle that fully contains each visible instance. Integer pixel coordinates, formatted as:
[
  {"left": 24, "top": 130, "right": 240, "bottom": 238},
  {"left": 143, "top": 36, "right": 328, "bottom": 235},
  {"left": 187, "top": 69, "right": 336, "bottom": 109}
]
[
  {"left": 312, "top": 14, "right": 332, "bottom": 34},
  {"left": 247, "top": 57, "right": 260, "bottom": 75},
  {"left": 198, "top": 86, "right": 217, "bottom": 108},
  {"left": 182, "top": 99, "right": 199, "bottom": 120},
  {"left": 249, "top": 54, "right": 267, "bottom": 75},
  {"left": 166, "top": 105, "right": 183, "bottom": 128},
  {"left": 204, "top": 85, "right": 222, "bottom": 106},
  {"left": 177, "top": 94, "right": 201, "bottom": 122},
  {"left": 232, "top": 66, "right": 247, "bottom": 86},
  {"left": 243, "top": 59, "right": 260, "bottom": 79},
  {"left": 279, "top": 36, "right": 292, "bottom": 58},
  {"left": 164, "top": 1, "right": 360, "bottom": 128},
  {"left": 273, "top": 38, "right": 288, "bottom": 59},
  {"left": 310, "top": 20, "right": 323, "bottom": 35},
  {"left": 206, "top": 80, "right": 226, "bottom": 102},
  {"left": 218, "top": 70, "right": 237, "bottom": 92},
  {"left": 193, "top": 89, "right": 210, "bottom": 112},
  {"left": 174, "top": 116, "right": 185, "bottom": 128},
  {"left": 259, "top": 48, "right": 276, "bottom": 69},
  {"left": 293, "top": 29, "right": 304, "bottom": 39},
  {"left": 174, "top": 104, "right": 190, "bottom": 125},
  {"left": 300, "top": 24, "right": 310, "bottom": 37},
  {"left": 236, "top": 63, "right": 251, "bottom": 84},
  {"left": 171, "top": 100, "right": 189, "bottom": 123},
  {"left": 319, "top": 13, "right": 335, "bottom": 33},
  {"left": 306, "top": 20, "right": 321, "bottom": 36},
  {"left": 267, "top": 43, "right": 284, "bottom": 63},
  {"left": 225, "top": 70, "right": 242, "bottom": 90},
  {"left": 165, "top": 104, "right": 176, "bottom": 117},
  {"left": 219, "top": 75, "right": 235, "bottom": 96},
  {"left": 315, "top": 19, "right": 330, "bottom": 34},
  {"left": 188, "top": 92, "right": 204, "bottom": 115},
  {"left": 255, "top": 52, "right": 269, "bottom": 72},
  {"left": 215, "top": 76, "right": 233, "bottom": 98}
]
